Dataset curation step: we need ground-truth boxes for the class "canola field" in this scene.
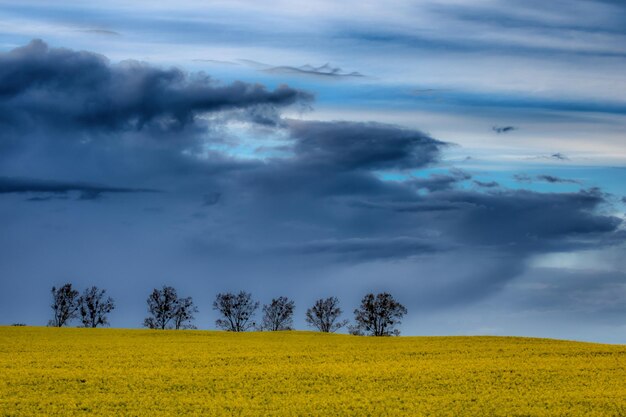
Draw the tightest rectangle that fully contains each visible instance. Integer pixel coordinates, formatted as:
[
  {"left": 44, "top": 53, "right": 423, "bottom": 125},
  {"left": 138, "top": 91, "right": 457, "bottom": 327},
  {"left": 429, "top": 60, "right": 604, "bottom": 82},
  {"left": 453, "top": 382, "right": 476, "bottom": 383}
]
[{"left": 1, "top": 327, "right": 626, "bottom": 416}]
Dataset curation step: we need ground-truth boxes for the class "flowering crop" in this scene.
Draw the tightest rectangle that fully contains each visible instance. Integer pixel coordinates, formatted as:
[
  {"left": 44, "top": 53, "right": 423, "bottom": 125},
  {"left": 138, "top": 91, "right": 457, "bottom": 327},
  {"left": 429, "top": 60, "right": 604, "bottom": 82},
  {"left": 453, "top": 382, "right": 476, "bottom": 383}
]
[{"left": 1, "top": 327, "right": 625, "bottom": 416}]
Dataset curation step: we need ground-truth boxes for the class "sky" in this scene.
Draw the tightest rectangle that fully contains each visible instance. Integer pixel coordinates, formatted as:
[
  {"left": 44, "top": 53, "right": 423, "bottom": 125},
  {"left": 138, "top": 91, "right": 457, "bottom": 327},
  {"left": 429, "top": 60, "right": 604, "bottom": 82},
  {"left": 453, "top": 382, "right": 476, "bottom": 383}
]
[{"left": 0, "top": 0, "right": 625, "bottom": 342}]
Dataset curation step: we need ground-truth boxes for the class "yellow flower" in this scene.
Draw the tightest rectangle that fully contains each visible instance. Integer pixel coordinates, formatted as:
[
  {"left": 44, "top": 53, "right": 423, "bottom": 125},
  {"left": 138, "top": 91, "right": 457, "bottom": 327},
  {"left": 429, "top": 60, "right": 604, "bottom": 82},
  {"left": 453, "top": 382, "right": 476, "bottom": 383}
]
[{"left": 1, "top": 327, "right": 625, "bottom": 416}]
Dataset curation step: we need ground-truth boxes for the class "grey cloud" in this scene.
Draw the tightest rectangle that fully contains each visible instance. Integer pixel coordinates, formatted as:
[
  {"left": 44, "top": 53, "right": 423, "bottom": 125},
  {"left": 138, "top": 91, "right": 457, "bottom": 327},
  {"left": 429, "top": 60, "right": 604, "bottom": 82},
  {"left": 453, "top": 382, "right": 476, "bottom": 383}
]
[
  {"left": 514, "top": 173, "right": 532, "bottom": 182},
  {"left": 341, "top": 3, "right": 626, "bottom": 60},
  {"left": 78, "top": 190, "right": 104, "bottom": 200},
  {"left": 239, "top": 60, "right": 364, "bottom": 78},
  {"left": 411, "top": 88, "right": 447, "bottom": 95},
  {"left": 536, "top": 174, "right": 581, "bottom": 184},
  {"left": 26, "top": 195, "right": 69, "bottom": 202},
  {"left": 202, "top": 192, "right": 222, "bottom": 206},
  {"left": 492, "top": 125, "right": 517, "bottom": 133},
  {"left": 473, "top": 180, "right": 499, "bottom": 188},
  {"left": 0, "top": 40, "right": 312, "bottom": 136},
  {"left": 507, "top": 267, "right": 626, "bottom": 320},
  {"left": 347, "top": 188, "right": 621, "bottom": 255},
  {"left": 242, "top": 105, "right": 286, "bottom": 126},
  {"left": 287, "top": 120, "right": 447, "bottom": 171},
  {"left": 551, "top": 153, "right": 569, "bottom": 161},
  {"left": 410, "top": 169, "right": 471, "bottom": 192},
  {"left": 435, "top": 1, "right": 624, "bottom": 35},
  {"left": 233, "top": 120, "right": 449, "bottom": 210},
  {"left": 434, "top": 188, "right": 621, "bottom": 250},
  {"left": 514, "top": 174, "right": 580, "bottom": 184},
  {"left": 350, "top": 199, "right": 474, "bottom": 213},
  {"left": 0, "top": 41, "right": 624, "bottom": 330},
  {"left": 234, "top": 165, "right": 620, "bottom": 266},
  {"left": 192, "top": 59, "right": 240, "bottom": 66},
  {"left": 528, "top": 153, "right": 570, "bottom": 161},
  {"left": 75, "top": 29, "right": 121, "bottom": 36},
  {"left": 264, "top": 63, "right": 364, "bottom": 78},
  {"left": 277, "top": 236, "right": 444, "bottom": 262},
  {"left": 0, "top": 177, "right": 156, "bottom": 199}
]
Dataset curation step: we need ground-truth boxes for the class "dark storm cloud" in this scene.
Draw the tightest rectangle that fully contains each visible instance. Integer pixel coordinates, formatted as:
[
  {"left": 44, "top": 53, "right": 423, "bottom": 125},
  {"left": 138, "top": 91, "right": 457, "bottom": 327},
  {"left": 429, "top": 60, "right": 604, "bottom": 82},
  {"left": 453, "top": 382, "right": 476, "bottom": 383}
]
[
  {"left": 279, "top": 236, "right": 445, "bottom": 262},
  {"left": 431, "top": 188, "right": 620, "bottom": 250},
  {"left": 1, "top": 35, "right": 611, "bottom": 263},
  {"left": 508, "top": 268, "right": 626, "bottom": 321},
  {"left": 0, "top": 40, "right": 624, "bottom": 329},
  {"left": 287, "top": 120, "right": 446, "bottom": 171},
  {"left": 242, "top": 104, "right": 286, "bottom": 126},
  {"left": 350, "top": 199, "right": 474, "bottom": 213},
  {"left": 26, "top": 195, "right": 68, "bottom": 202},
  {"left": 233, "top": 159, "right": 620, "bottom": 267},
  {"left": 410, "top": 169, "right": 471, "bottom": 192},
  {"left": 346, "top": 187, "right": 621, "bottom": 255},
  {"left": 0, "top": 177, "right": 156, "bottom": 197},
  {"left": 0, "top": 40, "right": 312, "bottom": 135},
  {"left": 473, "top": 180, "right": 499, "bottom": 188},
  {"left": 233, "top": 120, "right": 449, "bottom": 207}
]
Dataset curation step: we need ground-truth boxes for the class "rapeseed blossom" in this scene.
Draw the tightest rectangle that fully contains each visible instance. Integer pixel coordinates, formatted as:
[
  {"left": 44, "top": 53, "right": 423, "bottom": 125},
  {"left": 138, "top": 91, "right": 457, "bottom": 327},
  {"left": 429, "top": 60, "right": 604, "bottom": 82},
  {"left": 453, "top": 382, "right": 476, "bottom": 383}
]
[{"left": 1, "top": 327, "right": 625, "bottom": 416}]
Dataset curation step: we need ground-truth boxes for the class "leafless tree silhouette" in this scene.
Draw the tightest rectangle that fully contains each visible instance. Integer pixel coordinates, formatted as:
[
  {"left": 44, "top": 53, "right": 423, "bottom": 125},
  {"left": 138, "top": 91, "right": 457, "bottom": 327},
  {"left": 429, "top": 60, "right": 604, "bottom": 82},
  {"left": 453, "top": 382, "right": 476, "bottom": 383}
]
[
  {"left": 78, "top": 286, "right": 115, "bottom": 328},
  {"left": 49, "top": 283, "right": 80, "bottom": 327},
  {"left": 351, "top": 292, "right": 407, "bottom": 336},
  {"left": 305, "top": 296, "right": 348, "bottom": 332},
  {"left": 213, "top": 291, "right": 259, "bottom": 332},
  {"left": 261, "top": 296, "right": 295, "bottom": 331},
  {"left": 144, "top": 286, "right": 197, "bottom": 330},
  {"left": 173, "top": 296, "right": 198, "bottom": 330}
]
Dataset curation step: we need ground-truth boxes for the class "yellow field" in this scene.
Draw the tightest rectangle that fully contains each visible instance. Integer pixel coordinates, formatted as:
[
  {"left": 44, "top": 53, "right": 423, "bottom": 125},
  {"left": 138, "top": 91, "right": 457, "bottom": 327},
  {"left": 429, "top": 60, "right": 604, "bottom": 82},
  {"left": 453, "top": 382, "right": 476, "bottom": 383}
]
[{"left": 1, "top": 327, "right": 626, "bottom": 416}]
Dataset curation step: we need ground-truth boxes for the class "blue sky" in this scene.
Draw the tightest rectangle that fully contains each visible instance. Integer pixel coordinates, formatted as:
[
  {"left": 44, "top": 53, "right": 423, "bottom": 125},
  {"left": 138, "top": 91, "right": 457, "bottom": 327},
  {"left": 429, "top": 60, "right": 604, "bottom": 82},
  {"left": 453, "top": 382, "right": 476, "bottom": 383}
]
[{"left": 0, "top": 0, "right": 625, "bottom": 341}]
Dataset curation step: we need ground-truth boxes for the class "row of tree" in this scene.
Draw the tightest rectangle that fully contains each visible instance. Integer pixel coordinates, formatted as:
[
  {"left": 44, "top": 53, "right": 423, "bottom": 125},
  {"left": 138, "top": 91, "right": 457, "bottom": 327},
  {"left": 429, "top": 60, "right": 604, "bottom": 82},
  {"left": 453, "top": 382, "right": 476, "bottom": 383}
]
[
  {"left": 49, "top": 284, "right": 408, "bottom": 336},
  {"left": 49, "top": 285, "right": 115, "bottom": 328}
]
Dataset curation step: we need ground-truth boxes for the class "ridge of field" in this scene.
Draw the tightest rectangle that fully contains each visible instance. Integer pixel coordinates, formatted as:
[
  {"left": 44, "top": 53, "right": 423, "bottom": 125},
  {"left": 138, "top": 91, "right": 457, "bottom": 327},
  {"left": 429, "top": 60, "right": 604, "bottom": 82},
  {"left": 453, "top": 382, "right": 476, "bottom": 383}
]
[{"left": 1, "top": 327, "right": 625, "bottom": 416}]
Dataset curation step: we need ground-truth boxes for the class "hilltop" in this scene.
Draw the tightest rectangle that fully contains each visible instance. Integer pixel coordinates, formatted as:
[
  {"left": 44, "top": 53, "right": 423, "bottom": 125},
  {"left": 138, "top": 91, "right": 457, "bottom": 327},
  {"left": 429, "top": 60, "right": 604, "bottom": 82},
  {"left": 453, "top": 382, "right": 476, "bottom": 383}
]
[{"left": 1, "top": 327, "right": 625, "bottom": 416}]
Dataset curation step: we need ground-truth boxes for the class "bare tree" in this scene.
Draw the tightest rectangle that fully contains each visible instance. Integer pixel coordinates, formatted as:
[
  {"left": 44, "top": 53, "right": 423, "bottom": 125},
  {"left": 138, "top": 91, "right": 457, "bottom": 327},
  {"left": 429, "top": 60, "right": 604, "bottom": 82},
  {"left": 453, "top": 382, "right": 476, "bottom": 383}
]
[
  {"left": 144, "top": 286, "right": 196, "bottom": 330},
  {"left": 305, "top": 297, "right": 348, "bottom": 332},
  {"left": 78, "top": 286, "right": 115, "bottom": 328},
  {"left": 261, "top": 296, "right": 295, "bottom": 331},
  {"left": 173, "top": 296, "right": 198, "bottom": 330},
  {"left": 49, "top": 283, "right": 80, "bottom": 327},
  {"left": 351, "top": 292, "right": 407, "bottom": 336},
  {"left": 213, "top": 291, "right": 259, "bottom": 332}
]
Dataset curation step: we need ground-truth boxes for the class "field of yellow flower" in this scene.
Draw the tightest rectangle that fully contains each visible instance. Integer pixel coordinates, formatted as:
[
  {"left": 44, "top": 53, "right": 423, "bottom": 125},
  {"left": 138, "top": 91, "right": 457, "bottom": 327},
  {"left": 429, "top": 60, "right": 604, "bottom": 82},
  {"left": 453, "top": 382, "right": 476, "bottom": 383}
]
[{"left": 1, "top": 327, "right": 625, "bottom": 416}]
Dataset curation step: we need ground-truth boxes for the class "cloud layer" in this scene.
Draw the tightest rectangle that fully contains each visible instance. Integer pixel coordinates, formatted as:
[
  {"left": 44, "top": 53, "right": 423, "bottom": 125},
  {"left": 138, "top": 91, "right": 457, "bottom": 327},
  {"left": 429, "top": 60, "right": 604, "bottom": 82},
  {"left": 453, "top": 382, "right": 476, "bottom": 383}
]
[{"left": 0, "top": 40, "right": 624, "bottom": 339}]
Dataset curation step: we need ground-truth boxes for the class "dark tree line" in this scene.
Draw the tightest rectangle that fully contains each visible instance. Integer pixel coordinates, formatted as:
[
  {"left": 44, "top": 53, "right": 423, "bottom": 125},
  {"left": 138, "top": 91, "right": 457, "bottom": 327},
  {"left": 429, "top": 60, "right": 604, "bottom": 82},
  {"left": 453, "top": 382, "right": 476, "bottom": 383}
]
[
  {"left": 143, "top": 286, "right": 198, "bottom": 330},
  {"left": 305, "top": 296, "right": 348, "bottom": 333},
  {"left": 350, "top": 293, "right": 408, "bottom": 336},
  {"left": 49, "top": 284, "right": 407, "bottom": 336},
  {"left": 49, "top": 283, "right": 115, "bottom": 328},
  {"left": 213, "top": 291, "right": 259, "bottom": 331},
  {"left": 261, "top": 296, "right": 295, "bottom": 331},
  {"left": 79, "top": 286, "right": 116, "bottom": 328}
]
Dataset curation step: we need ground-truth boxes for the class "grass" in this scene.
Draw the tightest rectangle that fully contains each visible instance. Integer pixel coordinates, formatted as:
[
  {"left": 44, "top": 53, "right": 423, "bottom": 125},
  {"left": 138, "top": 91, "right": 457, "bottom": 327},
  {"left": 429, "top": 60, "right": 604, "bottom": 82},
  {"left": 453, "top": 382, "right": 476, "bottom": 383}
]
[{"left": 1, "top": 326, "right": 625, "bottom": 416}]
